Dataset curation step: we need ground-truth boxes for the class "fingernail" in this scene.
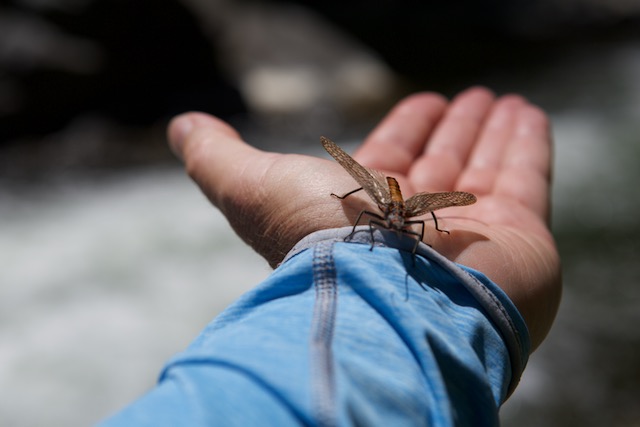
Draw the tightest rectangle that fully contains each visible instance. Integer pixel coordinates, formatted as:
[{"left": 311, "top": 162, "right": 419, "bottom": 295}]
[{"left": 168, "top": 115, "right": 193, "bottom": 159}]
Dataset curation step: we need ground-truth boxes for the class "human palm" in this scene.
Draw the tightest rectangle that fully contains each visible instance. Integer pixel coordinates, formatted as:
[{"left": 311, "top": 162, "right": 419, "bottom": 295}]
[{"left": 168, "top": 87, "right": 561, "bottom": 350}]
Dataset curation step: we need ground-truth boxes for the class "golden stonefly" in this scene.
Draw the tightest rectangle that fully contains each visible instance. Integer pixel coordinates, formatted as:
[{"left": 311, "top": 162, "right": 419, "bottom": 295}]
[{"left": 321, "top": 136, "right": 476, "bottom": 253}]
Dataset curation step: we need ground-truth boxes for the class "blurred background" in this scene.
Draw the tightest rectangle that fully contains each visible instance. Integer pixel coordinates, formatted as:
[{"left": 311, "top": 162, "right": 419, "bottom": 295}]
[{"left": 1, "top": 0, "right": 639, "bottom": 425}]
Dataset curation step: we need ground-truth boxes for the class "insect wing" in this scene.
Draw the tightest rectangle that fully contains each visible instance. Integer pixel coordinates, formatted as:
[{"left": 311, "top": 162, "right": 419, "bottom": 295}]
[
  {"left": 320, "top": 136, "right": 390, "bottom": 205},
  {"left": 404, "top": 191, "right": 476, "bottom": 217}
]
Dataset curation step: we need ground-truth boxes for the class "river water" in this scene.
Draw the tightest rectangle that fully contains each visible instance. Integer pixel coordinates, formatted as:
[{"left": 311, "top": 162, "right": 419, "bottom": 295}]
[
  {"left": 0, "top": 170, "right": 271, "bottom": 426},
  {"left": 2, "top": 40, "right": 640, "bottom": 427}
]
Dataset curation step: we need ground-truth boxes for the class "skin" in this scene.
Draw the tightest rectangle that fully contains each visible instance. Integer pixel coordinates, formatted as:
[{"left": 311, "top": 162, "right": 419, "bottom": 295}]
[{"left": 167, "top": 86, "right": 562, "bottom": 351}]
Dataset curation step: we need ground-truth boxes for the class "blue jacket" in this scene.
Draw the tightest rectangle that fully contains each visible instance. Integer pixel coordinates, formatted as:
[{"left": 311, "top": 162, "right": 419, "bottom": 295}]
[{"left": 99, "top": 227, "right": 530, "bottom": 426}]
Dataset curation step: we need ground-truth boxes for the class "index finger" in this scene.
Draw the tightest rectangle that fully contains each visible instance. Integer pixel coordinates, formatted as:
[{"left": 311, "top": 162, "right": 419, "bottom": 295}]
[
  {"left": 409, "top": 87, "right": 495, "bottom": 190},
  {"left": 353, "top": 92, "right": 448, "bottom": 174}
]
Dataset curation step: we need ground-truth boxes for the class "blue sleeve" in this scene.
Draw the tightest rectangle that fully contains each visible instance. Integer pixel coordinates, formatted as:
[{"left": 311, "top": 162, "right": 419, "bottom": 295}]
[{"left": 98, "top": 228, "right": 530, "bottom": 427}]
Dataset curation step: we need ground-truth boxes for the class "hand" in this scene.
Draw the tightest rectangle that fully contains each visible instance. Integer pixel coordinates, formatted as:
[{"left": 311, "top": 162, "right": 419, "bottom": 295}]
[{"left": 168, "top": 87, "right": 561, "bottom": 350}]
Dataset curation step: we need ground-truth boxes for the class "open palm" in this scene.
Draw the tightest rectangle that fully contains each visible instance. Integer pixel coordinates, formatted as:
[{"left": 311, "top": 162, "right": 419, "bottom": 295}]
[{"left": 168, "top": 87, "right": 561, "bottom": 350}]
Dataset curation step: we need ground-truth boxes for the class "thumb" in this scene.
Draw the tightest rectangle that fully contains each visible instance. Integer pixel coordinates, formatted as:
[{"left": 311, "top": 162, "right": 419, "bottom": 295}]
[
  {"left": 168, "top": 112, "right": 243, "bottom": 161},
  {"left": 167, "top": 112, "right": 264, "bottom": 210},
  {"left": 167, "top": 112, "right": 296, "bottom": 266}
]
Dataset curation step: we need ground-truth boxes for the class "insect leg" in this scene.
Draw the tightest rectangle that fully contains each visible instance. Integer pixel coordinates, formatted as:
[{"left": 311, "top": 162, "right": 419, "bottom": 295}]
[
  {"left": 331, "top": 187, "right": 364, "bottom": 199},
  {"left": 404, "top": 220, "right": 426, "bottom": 255},
  {"left": 405, "top": 219, "right": 426, "bottom": 242},
  {"left": 346, "top": 210, "right": 384, "bottom": 245},
  {"left": 430, "top": 211, "right": 450, "bottom": 234},
  {"left": 368, "top": 219, "right": 387, "bottom": 251}
]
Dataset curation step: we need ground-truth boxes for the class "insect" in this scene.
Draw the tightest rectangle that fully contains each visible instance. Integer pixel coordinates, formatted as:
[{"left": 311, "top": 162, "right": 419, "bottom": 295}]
[{"left": 320, "top": 136, "right": 476, "bottom": 252}]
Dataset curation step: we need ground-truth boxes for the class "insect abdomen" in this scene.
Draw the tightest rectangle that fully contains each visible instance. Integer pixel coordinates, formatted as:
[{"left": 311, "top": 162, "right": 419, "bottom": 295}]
[
  {"left": 386, "top": 177, "right": 404, "bottom": 203},
  {"left": 384, "top": 177, "right": 407, "bottom": 229}
]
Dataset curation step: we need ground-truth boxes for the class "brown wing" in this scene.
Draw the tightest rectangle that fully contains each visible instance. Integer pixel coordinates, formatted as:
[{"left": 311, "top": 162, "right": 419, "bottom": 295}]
[
  {"left": 404, "top": 191, "right": 476, "bottom": 217},
  {"left": 320, "top": 136, "right": 390, "bottom": 206}
]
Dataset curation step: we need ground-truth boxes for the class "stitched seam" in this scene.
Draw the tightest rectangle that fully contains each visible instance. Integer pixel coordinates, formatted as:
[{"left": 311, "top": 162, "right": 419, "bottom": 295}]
[
  {"left": 448, "top": 266, "right": 527, "bottom": 398},
  {"left": 311, "top": 241, "right": 338, "bottom": 427},
  {"left": 461, "top": 270, "right": 522, "bottom": 350}
]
